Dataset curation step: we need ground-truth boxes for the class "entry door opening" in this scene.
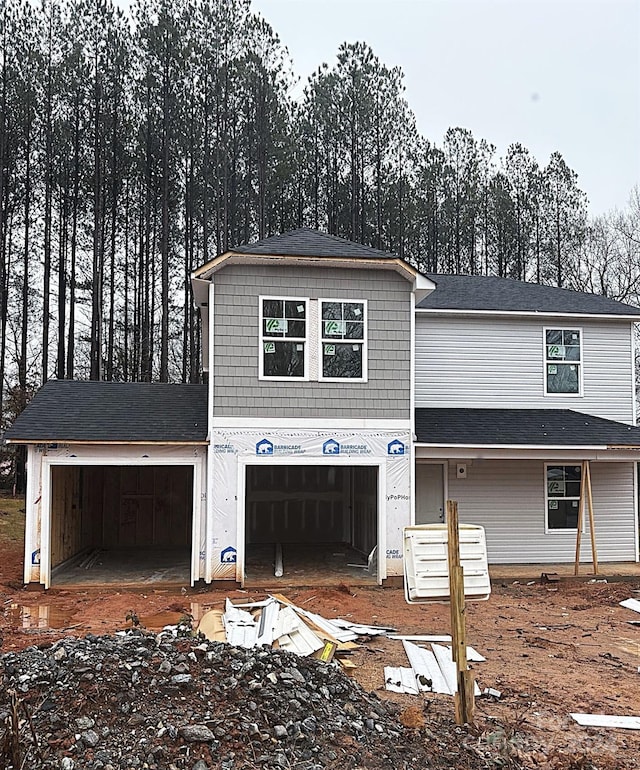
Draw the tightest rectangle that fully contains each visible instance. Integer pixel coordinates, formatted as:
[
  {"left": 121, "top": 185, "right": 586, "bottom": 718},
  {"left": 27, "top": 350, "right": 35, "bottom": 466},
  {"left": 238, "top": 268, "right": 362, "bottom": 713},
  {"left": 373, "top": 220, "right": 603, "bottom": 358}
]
[
  {"left": 49, "top": 465, "right": 193, "bottom": 586},
  {"left": 244, "top": 464, "right": 378, "bottom": 584},
  {"left": 415, "top": 463, "right": 445, "bottom": 524}
]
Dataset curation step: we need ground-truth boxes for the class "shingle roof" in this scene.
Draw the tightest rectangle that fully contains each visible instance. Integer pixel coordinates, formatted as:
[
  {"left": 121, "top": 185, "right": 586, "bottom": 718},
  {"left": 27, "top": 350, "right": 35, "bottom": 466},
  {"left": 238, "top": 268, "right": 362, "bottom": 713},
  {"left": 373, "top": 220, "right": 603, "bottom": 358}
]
[
  {"left": 231, "top": 227, "right": 398, "bottom": 260},
  {"left": 415, "top": 408, "right": 640, "bottom": 447},
  {"left": 5, "top": 380, "right": 208, "bottom": 443},
  {"left": 418, "top": 273, "right": 640, "bottom": 316}
]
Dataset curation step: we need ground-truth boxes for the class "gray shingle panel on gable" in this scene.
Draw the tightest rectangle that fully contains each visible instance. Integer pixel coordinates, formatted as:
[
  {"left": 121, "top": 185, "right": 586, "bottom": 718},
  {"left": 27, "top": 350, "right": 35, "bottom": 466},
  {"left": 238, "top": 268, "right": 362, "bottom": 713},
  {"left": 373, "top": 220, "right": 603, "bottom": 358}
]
[
  {"left": 5, "top": 380, "right": 208, "bottom": 443},
  {"left": 419, "top": 273, "right": 640, "bottom": 316},
  {"left": 231, "top": 227, "right": 398, "bottom": 260},
  {"left": 212, "top": 263, "right": 412, "bottom": 419},
  {"left": 415, "top": 407, "right": 640, "bottom": 447}
]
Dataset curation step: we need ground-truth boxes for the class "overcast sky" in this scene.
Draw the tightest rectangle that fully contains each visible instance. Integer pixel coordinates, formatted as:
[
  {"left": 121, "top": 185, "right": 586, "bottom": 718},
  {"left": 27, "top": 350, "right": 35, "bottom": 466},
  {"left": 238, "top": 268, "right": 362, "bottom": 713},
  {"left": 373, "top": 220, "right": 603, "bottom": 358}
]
[{"left": 251, "top": 0, "right": 640, "bottom": 217}]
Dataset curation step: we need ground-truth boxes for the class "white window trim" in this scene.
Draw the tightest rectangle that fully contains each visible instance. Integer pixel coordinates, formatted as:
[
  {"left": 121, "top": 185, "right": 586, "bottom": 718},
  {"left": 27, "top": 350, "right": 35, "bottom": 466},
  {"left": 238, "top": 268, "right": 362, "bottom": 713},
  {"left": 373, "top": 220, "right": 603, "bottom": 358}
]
[
  {"left": 543, "top": 326, "right": 583, "bottom": 397},
  {"left": 544, "top": 462, "right": 584, "bottom": 534},
  {"left": 259, "top": 295, "right": 310, "bottom": 382},
  {"left": 318, "top": 297, "right": 368, "bottom": 383}
]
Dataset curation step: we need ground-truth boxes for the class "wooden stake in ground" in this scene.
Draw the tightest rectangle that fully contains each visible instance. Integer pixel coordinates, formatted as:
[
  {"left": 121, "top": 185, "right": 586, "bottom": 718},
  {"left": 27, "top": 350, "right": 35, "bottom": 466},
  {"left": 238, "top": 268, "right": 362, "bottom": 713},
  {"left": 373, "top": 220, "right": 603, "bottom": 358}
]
[
  {"left": 574, "top": 461, "right": 599, "bottom": 576},
  {"left": 446, "top": 500, "right": 475, "bottom": 725}
]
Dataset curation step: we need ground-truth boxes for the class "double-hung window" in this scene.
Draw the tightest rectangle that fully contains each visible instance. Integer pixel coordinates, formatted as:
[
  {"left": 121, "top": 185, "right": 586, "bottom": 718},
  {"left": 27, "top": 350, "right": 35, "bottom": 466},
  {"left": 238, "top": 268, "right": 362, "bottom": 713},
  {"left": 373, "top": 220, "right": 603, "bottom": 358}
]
[
  {"left": 545, "top": 328, "right": 581, "bottom": 394},
  {"left": 260, "top": 297, "right": 308, "bottom": 379},
  {"left": 319, "top": 299, "right": 367, "bottom": 381},
  {"left": 545, "top": 464, "right": 582, "bottom": 530}
]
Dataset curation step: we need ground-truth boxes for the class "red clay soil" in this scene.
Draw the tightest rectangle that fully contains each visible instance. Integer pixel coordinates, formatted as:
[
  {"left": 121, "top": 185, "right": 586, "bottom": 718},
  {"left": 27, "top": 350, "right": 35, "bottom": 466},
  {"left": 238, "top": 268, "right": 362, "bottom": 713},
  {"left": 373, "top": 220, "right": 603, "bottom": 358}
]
[{"left": 2, "top": 538, "right": 640, "bottom": 769}]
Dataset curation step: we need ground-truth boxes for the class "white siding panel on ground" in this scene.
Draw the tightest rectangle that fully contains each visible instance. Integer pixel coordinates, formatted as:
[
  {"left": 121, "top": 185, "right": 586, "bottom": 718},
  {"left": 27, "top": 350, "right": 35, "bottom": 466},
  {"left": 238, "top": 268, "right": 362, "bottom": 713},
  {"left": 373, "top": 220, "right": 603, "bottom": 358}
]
[
  {"left": 415, "top": 316, "right": 634, "bottom": 423},
  {"left": 446, "top": 460, "right": 637, "bottom": 563}
]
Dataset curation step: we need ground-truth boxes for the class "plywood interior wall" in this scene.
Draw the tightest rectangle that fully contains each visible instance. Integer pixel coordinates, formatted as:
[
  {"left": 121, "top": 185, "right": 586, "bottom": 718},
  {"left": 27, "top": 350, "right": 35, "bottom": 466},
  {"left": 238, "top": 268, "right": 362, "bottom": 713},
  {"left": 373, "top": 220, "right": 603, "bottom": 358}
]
[
  {"left": 50, "top": 465, "right": 193, "bottom": 565},
  {"left": 96, "top": 466, "right": 193, "bottom": 548},
  {"left": 50, "top": 466, "right": 85, "bottom": 568},
  {"left": 246, "top": 465, "right": 377, "bottom": 552}
]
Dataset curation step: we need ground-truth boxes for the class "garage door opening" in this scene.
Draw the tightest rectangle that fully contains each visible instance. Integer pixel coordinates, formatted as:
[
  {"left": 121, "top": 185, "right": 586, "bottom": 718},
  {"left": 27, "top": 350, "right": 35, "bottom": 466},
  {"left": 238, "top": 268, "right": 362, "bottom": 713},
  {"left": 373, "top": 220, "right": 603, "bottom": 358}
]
[
  {"left": 48, "top": 465, "right": 193, "bottom": 587},
  {"left": 244, "top": 464, "right": 378, "bottom": 586}
]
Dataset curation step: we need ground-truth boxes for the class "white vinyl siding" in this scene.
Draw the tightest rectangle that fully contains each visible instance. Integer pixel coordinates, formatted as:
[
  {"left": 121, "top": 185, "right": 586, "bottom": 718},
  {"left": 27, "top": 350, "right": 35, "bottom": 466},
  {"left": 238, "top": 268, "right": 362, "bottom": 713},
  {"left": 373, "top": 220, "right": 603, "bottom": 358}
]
[
  {"left": 415, "top": 315, "right": 635, "bottom": 423},
  {"left": 444, "top": 459, "right": 636, "bottom": 563}
]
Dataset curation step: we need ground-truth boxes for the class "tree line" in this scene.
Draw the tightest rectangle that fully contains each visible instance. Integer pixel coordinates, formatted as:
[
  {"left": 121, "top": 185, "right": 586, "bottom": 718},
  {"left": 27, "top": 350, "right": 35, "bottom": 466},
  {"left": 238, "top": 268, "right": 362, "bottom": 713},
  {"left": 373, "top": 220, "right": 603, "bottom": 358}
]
[{"left": 0, "top": 0, "right": 638, "bottom": 434}]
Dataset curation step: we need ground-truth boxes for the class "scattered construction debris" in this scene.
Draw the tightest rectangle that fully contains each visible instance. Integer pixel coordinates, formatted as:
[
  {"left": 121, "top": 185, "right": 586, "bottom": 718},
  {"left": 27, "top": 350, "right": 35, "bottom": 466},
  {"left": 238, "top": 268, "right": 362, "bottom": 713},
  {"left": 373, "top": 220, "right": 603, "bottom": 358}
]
[
  {"left": 384, "top": 640, "right": 484, "bottom": 697},
  {"left": 196, "top": 594, "right": 394, "bottom": 672},
  {"left": 620, "top": 598, "right": 640, "bottom": 614},
  {"left": 193, "top": 593, "right": 494, "bottom": 697},
  {"left": 570, "top": 714, "right": 640, "bottom": 729},
  {"left": 540, "top": 572, "right": 559, "bottom": 584}
]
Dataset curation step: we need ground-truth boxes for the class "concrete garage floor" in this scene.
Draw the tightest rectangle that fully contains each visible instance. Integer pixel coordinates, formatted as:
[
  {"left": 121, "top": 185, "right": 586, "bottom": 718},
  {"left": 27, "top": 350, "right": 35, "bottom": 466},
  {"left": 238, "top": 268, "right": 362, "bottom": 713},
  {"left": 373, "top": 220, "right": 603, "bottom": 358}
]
[
  {"left": 51, "top": 548, "right": 191, "bottom": 588},
  {"left": 244, "top": 543, "right": 378, "bottom": 588},
  {"left": 50, "top": 544, "right": 379, "bottom": 590}
]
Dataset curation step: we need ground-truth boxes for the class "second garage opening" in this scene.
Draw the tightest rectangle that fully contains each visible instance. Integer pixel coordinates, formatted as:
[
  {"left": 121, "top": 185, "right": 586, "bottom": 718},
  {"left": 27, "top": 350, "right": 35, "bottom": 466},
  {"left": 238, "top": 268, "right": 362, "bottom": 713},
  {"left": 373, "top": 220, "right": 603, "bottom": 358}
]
[{"left": 244, "top": 464, "right": 378, "bottom": 584}]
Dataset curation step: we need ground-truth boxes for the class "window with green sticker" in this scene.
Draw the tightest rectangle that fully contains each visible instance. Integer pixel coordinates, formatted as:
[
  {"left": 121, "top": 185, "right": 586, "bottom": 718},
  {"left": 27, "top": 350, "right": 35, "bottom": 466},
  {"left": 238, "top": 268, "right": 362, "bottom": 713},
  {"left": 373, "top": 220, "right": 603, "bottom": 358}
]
[
  {"left": 544, "top": 328, "right": 581, "bottom": 394},
  {"left": 260, "top": 297, "right": 307, "bottom": 379},
  {"left": 320, "top": 300, "right": 366, "bottom": 380},
  {"left": 545, "top": 464, "right": 582, "bottom": 530}
]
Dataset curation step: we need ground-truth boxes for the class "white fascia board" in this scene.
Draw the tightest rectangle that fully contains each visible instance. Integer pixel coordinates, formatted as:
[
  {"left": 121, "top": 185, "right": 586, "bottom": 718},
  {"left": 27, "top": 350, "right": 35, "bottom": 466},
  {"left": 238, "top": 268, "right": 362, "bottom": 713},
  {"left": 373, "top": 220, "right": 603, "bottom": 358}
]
[
  {"left": 193, "top": 252, "right": 419, "bottom": 283},
  {"left": 413, "top": 273, "right": 436, "bottom": 303},
  {"left": 415, "top": 308, "right": 640, "bottom": 322},
  {"left": 414, "top": 445, "right": 640, "bottom": 461},
  {"left": 210, "top": 417, "right": 412, "bottom": 430},
  {"left": 415, "top": 442, "right": 609, "bottom": 450}
]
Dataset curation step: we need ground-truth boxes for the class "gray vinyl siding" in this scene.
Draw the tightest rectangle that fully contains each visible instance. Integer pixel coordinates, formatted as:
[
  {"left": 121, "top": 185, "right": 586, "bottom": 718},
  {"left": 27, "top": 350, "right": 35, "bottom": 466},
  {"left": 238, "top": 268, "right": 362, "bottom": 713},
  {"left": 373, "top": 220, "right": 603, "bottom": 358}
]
[
  {"left": 446, "top": 459, "right": 637, "bottom": 563},
  {"left": 415, "top": 315, "right": 635, "bottom": 423},
  {"left": 213, "top": 264, "right": 411, "bottom": 418}
]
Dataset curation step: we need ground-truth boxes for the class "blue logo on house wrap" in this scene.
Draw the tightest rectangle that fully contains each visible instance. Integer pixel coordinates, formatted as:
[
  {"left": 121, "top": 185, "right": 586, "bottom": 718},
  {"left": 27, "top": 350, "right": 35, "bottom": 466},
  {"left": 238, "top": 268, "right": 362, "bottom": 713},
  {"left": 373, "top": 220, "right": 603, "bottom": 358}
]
[
  {"left": 256, "top": 438, "right": 274, "bottom": 455},
  {"left": 221, "top": 546, "right": 237, "bottom": 564},
  {"left": 387, "top": 439, "right": 405, "bottom": 455},
  {"left": 322, "top": 438, "right": 340, "bottom": 455}
]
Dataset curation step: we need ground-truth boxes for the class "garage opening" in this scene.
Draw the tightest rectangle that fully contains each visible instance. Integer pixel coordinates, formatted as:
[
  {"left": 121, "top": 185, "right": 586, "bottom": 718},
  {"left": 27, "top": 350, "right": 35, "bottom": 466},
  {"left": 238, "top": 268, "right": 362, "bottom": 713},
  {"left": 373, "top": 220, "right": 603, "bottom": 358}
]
[
  {"left": 49, "top": 465, "right": 193, "bottom": 587},
  {"left": 244, "top": 464, "right": 378, "bottom": 585}
]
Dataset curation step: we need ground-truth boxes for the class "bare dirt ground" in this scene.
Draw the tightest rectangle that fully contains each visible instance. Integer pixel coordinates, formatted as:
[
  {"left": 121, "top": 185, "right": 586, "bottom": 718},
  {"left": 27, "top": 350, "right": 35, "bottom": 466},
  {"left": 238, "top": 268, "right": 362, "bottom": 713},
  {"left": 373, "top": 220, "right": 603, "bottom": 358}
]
[{"left": 2, "top": 502, "right": 640, "bottom": 768}]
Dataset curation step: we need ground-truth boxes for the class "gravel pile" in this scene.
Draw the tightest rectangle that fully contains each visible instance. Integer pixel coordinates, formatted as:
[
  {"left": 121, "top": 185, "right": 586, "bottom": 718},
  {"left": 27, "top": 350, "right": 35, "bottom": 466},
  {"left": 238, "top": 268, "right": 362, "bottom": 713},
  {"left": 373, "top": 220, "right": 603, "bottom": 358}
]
[{"left": 0, "top": 628, "right": 493, "bottom": 770}]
